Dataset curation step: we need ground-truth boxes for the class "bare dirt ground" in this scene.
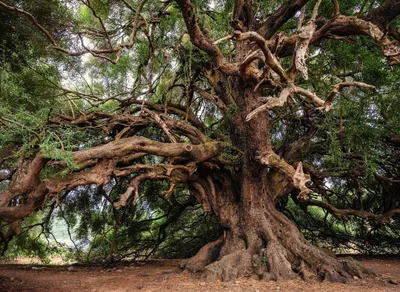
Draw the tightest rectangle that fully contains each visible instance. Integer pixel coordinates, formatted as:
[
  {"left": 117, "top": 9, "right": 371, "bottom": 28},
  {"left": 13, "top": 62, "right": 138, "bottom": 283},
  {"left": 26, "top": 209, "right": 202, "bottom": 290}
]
[{"left": 0, "top": 256, "right": 399, "bottom": 291}]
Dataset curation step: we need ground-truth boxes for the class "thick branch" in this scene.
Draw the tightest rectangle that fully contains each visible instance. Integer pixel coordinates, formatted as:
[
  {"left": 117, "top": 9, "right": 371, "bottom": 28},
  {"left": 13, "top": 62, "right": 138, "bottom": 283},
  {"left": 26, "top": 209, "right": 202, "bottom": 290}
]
[
  {"left": 258, "top": 150, "right": 312, "bottom": 199},
  {"left": 289, "top": 0, "right": 322, "bottom": 80},
  {"left": 246, "top": 87, "right": 293, "bottom": 121},
  {"left": 234, "top": 31, "right": 289, "bottom": 82},
  {"left": 175, "top": 0, "right": 239, "bottom": 74},
  {"left": 364, "top": 0, "right": 400, "bottom": 30},
  {"left": 272, "top": 6, "right": 400, "bottom": 65},
  {"left": 258, "top": 0, "right": 311, "bottom": 39},
  {"left": 301, "top": 199, "right": 400, "bottom": 224},
  {"left": 72, "top": 136, "right": 221, "bottom": 164},
  {"left": 0, "top": 134, "right": 223, "bottom": 221},
  {"left": 295, "top": 82, "right": 375, "bottom": 111}
]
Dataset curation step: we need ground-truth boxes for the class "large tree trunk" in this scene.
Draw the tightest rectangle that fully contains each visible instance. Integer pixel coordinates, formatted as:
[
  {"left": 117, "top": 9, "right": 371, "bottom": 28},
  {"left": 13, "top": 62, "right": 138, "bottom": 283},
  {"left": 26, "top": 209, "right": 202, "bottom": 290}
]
[
  {"left": 181, "top": 79, "right": 371, "bottom": 283},
  {"left": 182, "top": 174, "right": 371, "bottom": 282}
]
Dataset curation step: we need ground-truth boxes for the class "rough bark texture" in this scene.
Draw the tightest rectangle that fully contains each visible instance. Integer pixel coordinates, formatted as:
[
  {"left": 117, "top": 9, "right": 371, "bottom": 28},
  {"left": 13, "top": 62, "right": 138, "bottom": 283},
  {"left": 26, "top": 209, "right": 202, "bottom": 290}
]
[{"left": 180, "top": 72, "right": 374, "bottom": 283}]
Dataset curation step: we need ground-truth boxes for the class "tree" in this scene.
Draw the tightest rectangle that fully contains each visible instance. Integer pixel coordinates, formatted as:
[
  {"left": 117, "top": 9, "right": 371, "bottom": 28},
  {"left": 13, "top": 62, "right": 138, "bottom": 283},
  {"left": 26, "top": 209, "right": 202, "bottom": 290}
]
[{"left": 0, "top": 0, "right": 399, "bottom": 282}]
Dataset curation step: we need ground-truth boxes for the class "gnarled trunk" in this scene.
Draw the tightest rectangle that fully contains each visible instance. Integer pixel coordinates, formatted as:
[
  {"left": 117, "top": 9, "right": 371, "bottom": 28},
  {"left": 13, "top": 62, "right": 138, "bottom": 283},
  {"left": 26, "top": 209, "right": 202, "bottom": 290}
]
[
  {"left": 182, "top": 175, "right": 371, "bottom": 282},
  {"left": 181, "top": 81, "right": 371, "bottom": 283}
]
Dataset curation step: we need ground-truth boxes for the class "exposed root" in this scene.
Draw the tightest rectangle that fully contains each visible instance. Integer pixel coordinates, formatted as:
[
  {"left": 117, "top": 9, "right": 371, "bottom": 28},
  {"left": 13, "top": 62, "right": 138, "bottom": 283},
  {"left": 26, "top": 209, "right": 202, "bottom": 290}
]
[
  {"left": 182, "top": 239, "right": 375, "bottom": 283},
  {"left": 262, "top": 241, "right": 297, "bottom": 280},
  {"left": 295, "top": 247, "right": 375, "bottom": 283},
  {"left": 180, "top": 206, "right": 376, "bottom": 283},
  {"left": 201, "top": 250, "right": 253, "bottom": 282},
  {"left": 340, "top": 257, "right": 377, "bottom": 278},
  {"left": 317, "top": 264, "right": 350, "bottom": 283},
  {"left": 180, "top": 238, "right": 222, "bottom": 272}
]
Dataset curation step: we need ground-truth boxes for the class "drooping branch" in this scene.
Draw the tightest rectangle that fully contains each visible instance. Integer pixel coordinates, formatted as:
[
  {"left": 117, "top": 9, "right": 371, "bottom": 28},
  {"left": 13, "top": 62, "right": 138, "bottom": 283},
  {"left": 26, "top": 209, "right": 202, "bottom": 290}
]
[
  {"left": 300, "top": 199, "right": 400, "bottom": 224},
  {"left": 0, "top": 0, "right": 159, "bottom": 63},
  {"left": 0, "top": 154, "right": 48, "bottom": 208}
]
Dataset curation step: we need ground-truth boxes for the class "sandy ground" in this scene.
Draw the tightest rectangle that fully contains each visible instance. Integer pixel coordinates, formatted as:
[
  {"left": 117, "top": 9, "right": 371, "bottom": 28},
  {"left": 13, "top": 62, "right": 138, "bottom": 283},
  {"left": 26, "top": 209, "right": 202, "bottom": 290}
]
[{"left": 0, "top": 256, "right": 399, "bottom": 291}]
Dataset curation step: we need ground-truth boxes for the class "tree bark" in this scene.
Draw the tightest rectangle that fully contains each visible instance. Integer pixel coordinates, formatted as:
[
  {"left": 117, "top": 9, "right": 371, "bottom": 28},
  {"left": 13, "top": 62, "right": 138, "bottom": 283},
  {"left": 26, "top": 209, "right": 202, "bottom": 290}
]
[
  {"left": 181, "top": 75, "right": 372, "bottom": 283},
  {"left": 183, "top": 171, "right": 373, "bottom": 282}
]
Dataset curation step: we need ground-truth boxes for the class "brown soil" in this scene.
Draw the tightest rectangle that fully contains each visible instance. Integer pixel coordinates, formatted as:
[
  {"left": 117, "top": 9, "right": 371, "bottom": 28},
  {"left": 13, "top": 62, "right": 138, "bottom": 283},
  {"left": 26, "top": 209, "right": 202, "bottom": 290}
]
[{"left": 0, "top": 256, "right": 399, "bottom": 291}]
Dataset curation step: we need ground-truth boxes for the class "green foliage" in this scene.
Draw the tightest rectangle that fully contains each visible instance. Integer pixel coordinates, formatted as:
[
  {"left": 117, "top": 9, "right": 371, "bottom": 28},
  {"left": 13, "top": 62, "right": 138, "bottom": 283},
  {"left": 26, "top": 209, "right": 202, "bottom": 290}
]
[
  {"left": 41, "top": 146, "right": 77, "bottom": 171},
  {"left": 11, "top": 181, "right": 221, "bottom": 264},
  {"left": 98, "top": 100, "right": 120, "bottom": 113},
  {"left": 77, "top": 5, "right": 92, "bottom": 25},
  {"left": 2, "top": 210, "right": 73, "bottom": 264}
]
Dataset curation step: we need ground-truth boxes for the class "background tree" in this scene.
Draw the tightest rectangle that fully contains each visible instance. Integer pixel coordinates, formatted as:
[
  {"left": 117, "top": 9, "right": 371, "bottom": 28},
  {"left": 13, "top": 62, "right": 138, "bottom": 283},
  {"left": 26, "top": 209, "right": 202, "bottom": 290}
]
[{"left": 0, "top": 0, "right": 399, "bottom": 283}]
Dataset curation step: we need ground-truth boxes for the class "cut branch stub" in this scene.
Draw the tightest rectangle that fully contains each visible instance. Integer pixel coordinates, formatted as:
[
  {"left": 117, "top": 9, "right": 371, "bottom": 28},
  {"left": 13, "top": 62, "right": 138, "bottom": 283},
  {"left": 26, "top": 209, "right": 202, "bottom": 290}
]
[
  {"left": 258, "top": 151, "right": 312, "bottom": 199},
  {"left": 293, "top": 162, "right": 312, "bottom": 199}
]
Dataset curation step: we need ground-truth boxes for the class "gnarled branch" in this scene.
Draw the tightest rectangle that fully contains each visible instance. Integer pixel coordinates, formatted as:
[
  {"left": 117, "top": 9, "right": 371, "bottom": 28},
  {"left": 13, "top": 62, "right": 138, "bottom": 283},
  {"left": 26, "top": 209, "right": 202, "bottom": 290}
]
[{"left": 301, "top": 199, "right": 400, "bottom": 224}]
